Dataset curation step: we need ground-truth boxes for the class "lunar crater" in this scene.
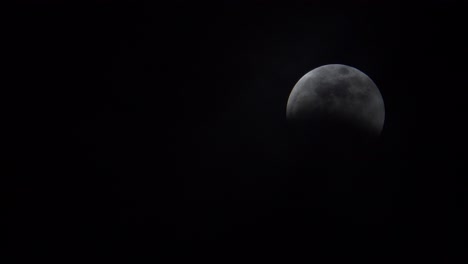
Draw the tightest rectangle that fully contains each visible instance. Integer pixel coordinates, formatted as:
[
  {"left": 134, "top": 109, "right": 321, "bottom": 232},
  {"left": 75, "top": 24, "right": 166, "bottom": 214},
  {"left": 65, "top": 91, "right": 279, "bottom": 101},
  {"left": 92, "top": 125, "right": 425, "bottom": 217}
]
[{"left": 338, "top": 67, "right": 350, "bottom": 75}]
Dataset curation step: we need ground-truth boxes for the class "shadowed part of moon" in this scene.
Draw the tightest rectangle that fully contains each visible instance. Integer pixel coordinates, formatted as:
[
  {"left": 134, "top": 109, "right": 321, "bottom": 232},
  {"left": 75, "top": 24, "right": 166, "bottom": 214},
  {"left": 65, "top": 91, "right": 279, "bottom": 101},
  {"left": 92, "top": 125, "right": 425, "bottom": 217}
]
[{"left": 286, "top": 64, "right": 385, "bottom": 151}]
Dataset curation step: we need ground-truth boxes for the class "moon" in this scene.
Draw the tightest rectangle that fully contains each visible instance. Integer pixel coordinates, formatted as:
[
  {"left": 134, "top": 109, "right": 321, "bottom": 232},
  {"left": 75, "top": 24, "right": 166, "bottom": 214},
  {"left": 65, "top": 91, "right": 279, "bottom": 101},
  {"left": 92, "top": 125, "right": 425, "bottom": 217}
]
[{"left": 286, "top": 64, "right": 385, "bottom": 147}]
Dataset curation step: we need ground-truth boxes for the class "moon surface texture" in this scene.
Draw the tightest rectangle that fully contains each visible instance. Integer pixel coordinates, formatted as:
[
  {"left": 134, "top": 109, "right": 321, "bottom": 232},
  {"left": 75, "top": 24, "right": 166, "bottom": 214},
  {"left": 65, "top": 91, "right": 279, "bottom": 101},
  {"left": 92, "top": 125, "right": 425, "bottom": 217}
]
[{"left": 287, "top": 64, "right": 385, "bottom": 147}]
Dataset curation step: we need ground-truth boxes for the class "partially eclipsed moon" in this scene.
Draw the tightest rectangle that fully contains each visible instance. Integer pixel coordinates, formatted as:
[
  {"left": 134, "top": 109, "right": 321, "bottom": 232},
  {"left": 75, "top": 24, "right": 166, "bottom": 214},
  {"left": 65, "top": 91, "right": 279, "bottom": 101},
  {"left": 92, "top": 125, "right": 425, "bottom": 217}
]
[{"left": 287, "top": 64, "right": 385, "bottom": 144}]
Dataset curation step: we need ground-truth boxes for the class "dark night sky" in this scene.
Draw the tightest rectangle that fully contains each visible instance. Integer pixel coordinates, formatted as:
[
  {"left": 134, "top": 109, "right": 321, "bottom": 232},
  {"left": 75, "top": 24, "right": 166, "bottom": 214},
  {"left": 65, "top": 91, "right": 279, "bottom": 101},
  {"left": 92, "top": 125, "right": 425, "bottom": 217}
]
[{"left": 4, "top": 0, "right": 467, "bottom": 262}]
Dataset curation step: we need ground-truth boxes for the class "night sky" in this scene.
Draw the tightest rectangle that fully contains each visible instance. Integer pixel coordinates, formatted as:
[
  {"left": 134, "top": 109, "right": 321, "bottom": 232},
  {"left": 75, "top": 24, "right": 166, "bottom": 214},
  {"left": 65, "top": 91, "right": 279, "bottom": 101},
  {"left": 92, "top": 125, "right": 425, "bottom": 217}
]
[{"left": 5, "top": 0, "right": 467, "bottom": 262}]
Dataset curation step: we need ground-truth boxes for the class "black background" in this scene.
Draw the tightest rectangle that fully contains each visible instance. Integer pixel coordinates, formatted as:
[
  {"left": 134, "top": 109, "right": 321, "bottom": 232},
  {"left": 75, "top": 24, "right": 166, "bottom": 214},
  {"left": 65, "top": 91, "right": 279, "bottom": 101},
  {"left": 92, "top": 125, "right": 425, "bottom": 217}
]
[{"left": 4, "top": 0, "right": 467, "bottom": 262}]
